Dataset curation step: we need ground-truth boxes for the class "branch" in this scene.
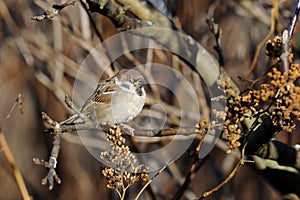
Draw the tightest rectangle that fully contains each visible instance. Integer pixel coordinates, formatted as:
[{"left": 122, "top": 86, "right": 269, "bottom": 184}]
[
  {"left": 84, "top": 0, "right": 155, "bottom": 30},
  {"left": 32, "top": 0, "right": 78, "bottom": 21},
  {"left": 116, "top": 0, "right": 173, "bottom": 28},
  {"left": 33, "top": 135, "right": 61, "bottom": 190}
]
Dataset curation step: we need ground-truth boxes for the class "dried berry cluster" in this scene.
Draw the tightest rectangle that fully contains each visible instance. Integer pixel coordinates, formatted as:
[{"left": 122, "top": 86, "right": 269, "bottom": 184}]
[
  {"left": 100, "top": 125, "right": 149, "bottom": 193},
  {"left": 265, "top": 36, "right": 283, "bottom": 58},
  {"left": 221, "top": 78, "right": 244, "bottom": 152},
  {"left": 195, "top": 118, "right": 211, "bottom": 135},
  {"left": 222, "top": 64, "right": 300, "bottom": 152},
  {"left": 266, "top": 64, "right": 300, "bottom": 132}
]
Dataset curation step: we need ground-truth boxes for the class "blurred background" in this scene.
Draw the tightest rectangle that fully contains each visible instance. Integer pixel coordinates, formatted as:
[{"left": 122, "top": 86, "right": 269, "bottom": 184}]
[{"left": 1, "top": 0, "right": 300, "bottom": 199}]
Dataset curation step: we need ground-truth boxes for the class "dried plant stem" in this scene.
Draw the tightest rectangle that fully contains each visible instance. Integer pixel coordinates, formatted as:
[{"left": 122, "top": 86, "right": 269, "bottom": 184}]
[
  {"left": 116, "top": 0, "right": 171, "bottom": 28},
  {"left": 281, "top": 29, "right": 290, "bottom": 72},
  {"left": 288, "top": 0, "right": 300, "bottom": 38},
  {"left": 31, "top": 0, "right": 78, "bottom": 21},
  {"left": 200, "top": 160, "right": 243, "bottom": 199},
  {"left": 246, "top": 0, "right": 278, "bottom": 81},
  {"left": 135, "top": 165, "right": 167, "bottom": 200},
  {"left": 0, "top": 130, "right": 32, "bottom": 200},
  {"left": 6, "top": 94, "right": 25, "bottom": 119},
  {"left": 33, "top": 134, "right": 62, "bottom": 190},
  {"left": 120, "top": 170, "right": 131, "bottom": 200},
  {"left": 199, "top": 144, "right": 252, "bottom": 199},
  {"left": 85, "top": 0, "right": 153, "bottom": 30}
]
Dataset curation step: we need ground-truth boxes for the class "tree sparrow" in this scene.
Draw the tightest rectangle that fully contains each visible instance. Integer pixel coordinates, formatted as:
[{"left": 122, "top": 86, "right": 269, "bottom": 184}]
[{"left": 62, "top": 69, "right": 146, "bottom": 127}]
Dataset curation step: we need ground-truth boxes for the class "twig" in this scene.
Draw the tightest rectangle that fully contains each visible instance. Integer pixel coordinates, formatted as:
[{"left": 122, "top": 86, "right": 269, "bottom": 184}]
[
  {"left": 281, "top": 29, "right": 290, "bottom": 72},
  {"left": 199, "top": 143, "right": 253, "bottom": 199},
  {"left": 281, "top": 0, "right": 300, "bottom": 72},
  {"left": 62, "top": 94, "right": 91, "bottom": 124},
  {"left": 116, "top": 0, "right": 172, "bottom": 29},
  {"left": 288, "top": 0, "right": 300, "bottom": 38},
  {"left": 206, "top": 18, "right": 224, "bottom": 68},
  {"left": 135, "top": 164, "right": 168, "bottom": 200},
  {"left": 134, "top": 125, "right": 223, "bottom": 138},
  {"left": 0, "top": 128, "right": 32, "bottom": 200},
  {"left": 31, "top": 0, "right": 78, "bottom": 21},
  {"left": 246, "top": 0, "right": 279, "bottom": 81},
  {"left": 85, "top": 0, "right": 154, "bottom": 30},
  {"left": 33, "top": 135, "right": 62, "bottom": 190},
  {"left": 79, "top": 0, "right": 117, "bottom": 72},
  {"left": 199, "top": 160, "right": 242, "bottom": 199},
  {"left": 35, "top": 112, "right": 68, "bottom": 190},
  {"left": 6, "top": 94, "right": 25, "bottom": 119}
]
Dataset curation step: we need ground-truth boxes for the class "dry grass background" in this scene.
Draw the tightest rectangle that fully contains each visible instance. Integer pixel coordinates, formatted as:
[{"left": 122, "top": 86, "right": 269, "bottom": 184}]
[{"left": 0, "top": 0, "right": 300, "bottom": 199}]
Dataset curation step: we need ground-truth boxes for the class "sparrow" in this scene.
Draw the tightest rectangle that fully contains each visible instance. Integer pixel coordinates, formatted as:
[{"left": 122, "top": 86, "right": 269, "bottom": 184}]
[{"left": 61, "top": 69, "right": 146, "bottom": 127}]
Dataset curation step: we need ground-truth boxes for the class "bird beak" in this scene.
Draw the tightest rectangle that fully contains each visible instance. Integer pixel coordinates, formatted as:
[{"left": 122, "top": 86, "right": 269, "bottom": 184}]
[{"left": 134, "top": 78, "right": 146, "bottom": 87}]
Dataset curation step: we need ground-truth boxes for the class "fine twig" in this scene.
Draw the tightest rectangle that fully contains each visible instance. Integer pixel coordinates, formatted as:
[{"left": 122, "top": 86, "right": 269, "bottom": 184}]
[
  {"left": 246, "top": 0, "right": 279, "bottom": 81},
  {"left": 6, "top": 94, "right": 25, "bottom": 119},
  {"left": 199, "top": 143, "right": 253, "bottom": 199},
  {"left": 31, "top": 0, "right": 78, "bottom": 21},
  {"left": 281, "top": 29, "right": 290, "bottom": 72},
  {"left": 281, "top": 0, "right": 300, "bottom": 72},
  {"left": 0, "top": 128, "right": 32, "bottom": 200},
  {"left": 206, "top": 17, "right": 224, "bottom": 68},
  {"left": 34, "top": 94, "right": 89, "bottom": 190},
  {"left": 135, "top": 164, "right": 168, "bottom": 200},
  {"left": 116, "top": 0, "right": 173, "bottom": 29},
  {"left": 35, "top": 113, "right": 64, "bottom": 190},
  {"left": 1, "top": 94, "right": 31, "bottom": 199},
  {"left": 288, "top": 0, "right": 300, "bottom": 38},
  {"left": 79, "top": 0, "right": 117, "bottom": 72},
  {"left": 33, "top": 135, "right": 62, "bottom": 190},
  {"left": 85, "top": 0, "right": 154, "bottom": 30}
]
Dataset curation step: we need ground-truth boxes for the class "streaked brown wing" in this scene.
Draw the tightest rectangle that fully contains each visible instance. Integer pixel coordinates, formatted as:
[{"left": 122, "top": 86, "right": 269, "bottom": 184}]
[{"left": 80, "top": 79, "right": 116, "bottom": 112}]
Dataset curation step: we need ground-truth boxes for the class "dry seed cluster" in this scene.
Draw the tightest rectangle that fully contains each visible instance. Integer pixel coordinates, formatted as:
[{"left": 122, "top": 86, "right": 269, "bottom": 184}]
[
  {"left": 195, "top": 118, "right": 211, "bottom": 135},
  {"left": 101, "top": 125, "right": 149, "bottom": 191},
  {"left": 267, "top": 64, "right": 300, "bottom": 132},
  {"left": 222, "top": 64, "right": 300, "bottom": 152},
  {"left": 265, "top": 36, "right": 283, "bottom": 58}
]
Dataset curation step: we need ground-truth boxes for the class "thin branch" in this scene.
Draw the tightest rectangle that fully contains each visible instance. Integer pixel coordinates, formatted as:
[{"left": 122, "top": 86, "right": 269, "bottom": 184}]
[
  {"left": 0, "top": 128, "right": 32, "bottom": 200},
  {"left": 281, "top": 29, "right": 290, "bottom": 72},
  {"left": 6, "top": 94, "right": 25, "bottom": 119},
  {"left": 199, "top": 144, "right": 253, "bottom": 199},
  {"left": 135, "top": 164, "right": 168, "bottom": 200},
  {"left": 31, "top": 0, "right": 78, "bottom": 21},
  {"left": 85, "top": 0, "right": 154, "bottom": 30},
  {"left": 206, "top": 17, "right": 224, "bottom": 68},
  {"left": 116, "top": 0, "right": 172, "bottom": 29},
  {"left": 246, "top": 0, "right": 279, "bottom": 81},
  {"left": 288, "top": 0, "right": 300, "bottom": 38},
  {"left": 33, "top": 135, "right": 62, "bottom": 190}
]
